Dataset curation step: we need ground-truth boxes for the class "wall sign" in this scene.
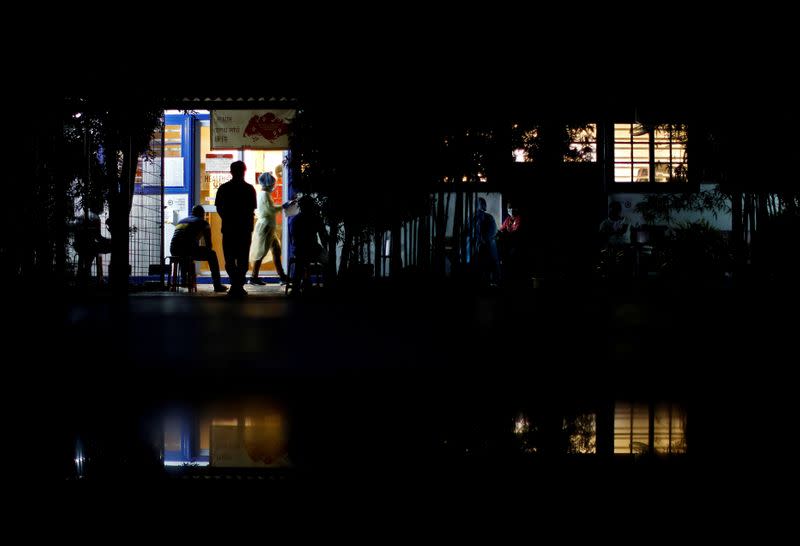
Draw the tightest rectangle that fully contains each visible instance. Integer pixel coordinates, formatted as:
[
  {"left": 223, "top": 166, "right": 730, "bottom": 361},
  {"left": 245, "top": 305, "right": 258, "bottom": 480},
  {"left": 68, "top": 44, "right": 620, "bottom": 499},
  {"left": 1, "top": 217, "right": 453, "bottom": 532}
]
[{"left": 211, "top": 110, "right": 295, "bottom": 150}]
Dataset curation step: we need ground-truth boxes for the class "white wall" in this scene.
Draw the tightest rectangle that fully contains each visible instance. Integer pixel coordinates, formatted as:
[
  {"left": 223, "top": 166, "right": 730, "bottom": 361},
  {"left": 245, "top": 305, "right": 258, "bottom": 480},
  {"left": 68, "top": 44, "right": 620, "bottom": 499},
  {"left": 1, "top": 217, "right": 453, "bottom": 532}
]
[
  {"left": 436, "top": 192, "right": 503, "bottom": 235},
  {"left": 609, "top": 184, "right": 732, "bottom": 231}
]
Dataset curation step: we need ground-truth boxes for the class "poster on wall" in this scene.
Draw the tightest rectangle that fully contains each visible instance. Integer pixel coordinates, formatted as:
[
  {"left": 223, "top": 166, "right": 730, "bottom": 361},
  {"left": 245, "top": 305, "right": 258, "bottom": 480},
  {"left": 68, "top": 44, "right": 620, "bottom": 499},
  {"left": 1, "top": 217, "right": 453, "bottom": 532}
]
[
  {"left": 206, "top": 153, "right": 235, "bottom": 173},
  {"left": 165, "top": 194, "right": 189, "bottom": 225},
  {"left": 163, "top": 194, "right": 189, "bottom": 251},
  {"left": 164, "top": 157, "right": 184, "bottom": 187},
  {"left": 211, "top": 110, "right": 296, "bottom": 150}
]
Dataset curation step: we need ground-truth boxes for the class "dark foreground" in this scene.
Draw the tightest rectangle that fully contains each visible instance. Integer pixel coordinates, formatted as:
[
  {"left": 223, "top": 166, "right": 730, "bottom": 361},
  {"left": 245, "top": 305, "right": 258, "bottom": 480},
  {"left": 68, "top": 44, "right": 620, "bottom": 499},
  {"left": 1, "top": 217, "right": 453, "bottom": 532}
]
[{"left": 5, "top": 279, "right": 793, "bottom": 527}]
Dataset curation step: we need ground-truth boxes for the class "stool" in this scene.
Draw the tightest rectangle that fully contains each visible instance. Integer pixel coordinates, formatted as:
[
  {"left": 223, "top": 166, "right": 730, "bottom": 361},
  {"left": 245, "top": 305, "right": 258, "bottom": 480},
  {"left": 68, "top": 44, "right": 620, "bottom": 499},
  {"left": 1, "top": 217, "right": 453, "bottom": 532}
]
[
  {"left": 167, "top": 256, "right": 197, "bottom": 293},
  {"left": 285, "top": 256, "right": 322, "bottom": 295}
]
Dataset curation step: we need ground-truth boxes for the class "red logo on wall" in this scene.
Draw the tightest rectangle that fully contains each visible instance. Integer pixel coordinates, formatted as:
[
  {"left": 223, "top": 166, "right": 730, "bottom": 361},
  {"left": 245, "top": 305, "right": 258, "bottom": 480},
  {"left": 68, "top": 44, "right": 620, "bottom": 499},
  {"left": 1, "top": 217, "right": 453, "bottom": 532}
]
[{"left": 243, "top": 113, "right": 289, "bottom": 141}]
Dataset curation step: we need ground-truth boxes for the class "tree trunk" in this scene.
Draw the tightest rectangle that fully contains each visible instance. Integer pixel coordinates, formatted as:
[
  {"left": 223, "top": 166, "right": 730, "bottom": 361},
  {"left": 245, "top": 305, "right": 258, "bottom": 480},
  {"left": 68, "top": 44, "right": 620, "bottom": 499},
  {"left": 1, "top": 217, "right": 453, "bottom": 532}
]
[
  {"left": 731, "top": 189, "right": 744, "bottom": 273},
  {"left": 339, "top": 223, "right": 351, "bottom": 276},
  {"left": 390, "top": 221, "right": 402, "bottom": 277},
  {"left": 374, "top": 226, "right": 381, "bottom": 279},
  {"left": 107, "top": 138, "right": 130, "bottom": 295},
  {"left": 326, "top": 215, "right": 338, "bottom": 286}
]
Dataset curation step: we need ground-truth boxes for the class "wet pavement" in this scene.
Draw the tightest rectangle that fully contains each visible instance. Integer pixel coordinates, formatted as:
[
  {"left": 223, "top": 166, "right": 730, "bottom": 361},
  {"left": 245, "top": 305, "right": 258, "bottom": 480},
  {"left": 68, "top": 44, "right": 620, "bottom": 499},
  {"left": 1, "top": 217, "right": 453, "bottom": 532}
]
[{"left": 6, "top": 279, "right": 795, "bottom": 510}]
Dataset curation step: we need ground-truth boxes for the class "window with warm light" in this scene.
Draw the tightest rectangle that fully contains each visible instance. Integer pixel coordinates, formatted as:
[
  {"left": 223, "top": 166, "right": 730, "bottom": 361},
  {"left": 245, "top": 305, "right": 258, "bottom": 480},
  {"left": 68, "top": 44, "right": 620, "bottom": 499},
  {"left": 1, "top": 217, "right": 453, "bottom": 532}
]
[
  {"left": 512, "top": 125, "right": 539, "bottom": 163},
  {"left": 511, "top": 123, "right": 597, "bottom": 163},
  {"left": 614, "top": 123, "right": 688, "bottom": 184},
  {"left": 614, "top": 402, "right": 687, "bottom": 454},
  {"left": 653, "top": 403, "right": 687, "bottom": 454},
  {"left": 565, "top": 124, "right": 597, "bottom": 163}
]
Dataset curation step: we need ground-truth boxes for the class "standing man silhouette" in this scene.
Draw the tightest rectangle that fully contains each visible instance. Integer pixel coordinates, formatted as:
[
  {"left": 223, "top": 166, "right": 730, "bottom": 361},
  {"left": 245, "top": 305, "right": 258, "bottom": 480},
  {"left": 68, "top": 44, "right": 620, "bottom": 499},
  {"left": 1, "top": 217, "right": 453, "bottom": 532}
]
[
  {"left": 470, "top": 197, "right": 500, "bottom": 286},
  {"left": 215, "top": 160, "right": 257, "bottom": 297}
]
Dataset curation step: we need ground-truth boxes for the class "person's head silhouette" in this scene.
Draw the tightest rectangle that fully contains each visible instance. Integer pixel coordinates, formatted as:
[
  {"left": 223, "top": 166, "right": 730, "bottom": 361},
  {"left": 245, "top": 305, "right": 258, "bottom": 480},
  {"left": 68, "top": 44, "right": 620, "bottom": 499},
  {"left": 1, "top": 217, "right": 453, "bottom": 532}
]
[{"left": 230, "top": 160, "right": 246, "bottom": 179}]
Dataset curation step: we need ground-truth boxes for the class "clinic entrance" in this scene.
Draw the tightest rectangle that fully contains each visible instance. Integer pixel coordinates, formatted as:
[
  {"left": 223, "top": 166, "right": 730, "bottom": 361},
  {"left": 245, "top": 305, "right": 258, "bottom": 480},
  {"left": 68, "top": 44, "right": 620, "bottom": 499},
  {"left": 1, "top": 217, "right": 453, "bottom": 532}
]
[{"left": 162, "top": 108, "right": 295, "bottom": 283}]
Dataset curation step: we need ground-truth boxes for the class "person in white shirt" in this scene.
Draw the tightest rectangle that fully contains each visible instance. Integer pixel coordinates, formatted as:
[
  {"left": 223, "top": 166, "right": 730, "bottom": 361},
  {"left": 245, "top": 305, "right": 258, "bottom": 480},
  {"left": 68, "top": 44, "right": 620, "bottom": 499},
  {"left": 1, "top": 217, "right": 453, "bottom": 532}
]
[
  {"left": 249, "top": 170, "right": 289, "bottom": 285},
  {"left": 599, "top": 201, "right": 630, "bottom": 246}
]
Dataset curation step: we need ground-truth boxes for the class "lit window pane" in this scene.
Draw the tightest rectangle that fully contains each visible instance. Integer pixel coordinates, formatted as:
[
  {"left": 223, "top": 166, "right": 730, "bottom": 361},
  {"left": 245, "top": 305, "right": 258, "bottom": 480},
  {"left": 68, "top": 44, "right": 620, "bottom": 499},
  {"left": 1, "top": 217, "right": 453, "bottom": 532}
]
[
  {"left": 632, "top": 144, "right": 650, "bottom": 160},
  {"left": 614, "top": 123, "right": 688, "bottom": 183},
  {"left": 654, "top": 403, "right": 687, "bottom": 454},
  {"left": 615, "top": 166, "right": 633, "bottom": 182},
  {"left": 566, "top": 124, "right": 597, "bottom": 162},
  {"left": 565, "top": 413, "right": 597, "bottom": 454},
  {"left": 615, "top": 124, "right": 633, "bottom": 140},
  {"left": 614, "top": 402, "right": 650, "bottom": 454}
]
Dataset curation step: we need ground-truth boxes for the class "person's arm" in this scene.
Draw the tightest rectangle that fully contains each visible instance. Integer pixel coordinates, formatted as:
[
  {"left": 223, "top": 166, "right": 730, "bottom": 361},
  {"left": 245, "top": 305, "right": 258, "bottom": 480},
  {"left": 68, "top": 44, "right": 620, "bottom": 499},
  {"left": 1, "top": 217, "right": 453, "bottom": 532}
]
[
  {"left": 265, "top": 195, "right": 282, "bottom": 215},
  {"left": 203, "top": 222, "right": 213, "bottom": 249},
  {"left": 498, "top": 217, "right": 509, "bottom": 235}
]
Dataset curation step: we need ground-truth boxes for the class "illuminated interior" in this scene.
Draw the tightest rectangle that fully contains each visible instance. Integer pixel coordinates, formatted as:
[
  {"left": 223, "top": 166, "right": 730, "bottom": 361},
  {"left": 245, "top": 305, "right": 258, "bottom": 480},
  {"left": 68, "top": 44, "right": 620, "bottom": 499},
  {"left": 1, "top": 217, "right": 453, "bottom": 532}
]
[
  {"left": 614, "top": 123, "right": 687, "bottom": 183},
  {"left": 614, "top": 402, "right": 687, "bottom": 454},
  {"left": 512, "top": 124, "right": 597, "bottom": 163},
  {"left": 198, "top": 121, "right": 287, "bottom": 276}
]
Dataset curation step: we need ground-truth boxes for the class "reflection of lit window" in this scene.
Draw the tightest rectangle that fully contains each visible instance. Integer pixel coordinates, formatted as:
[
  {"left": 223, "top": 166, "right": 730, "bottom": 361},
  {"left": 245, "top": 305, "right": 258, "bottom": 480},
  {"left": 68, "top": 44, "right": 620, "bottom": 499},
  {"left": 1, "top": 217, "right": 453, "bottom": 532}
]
[
  {"left": 164, "top": 418, "right": 182, "bottom": 452},
  {"left": 163, "top": 416, "right": 211, "bottom": 467},
  {"left": 614, "top": 123, "right": 688, "bottom": 183},
  {"left": 199, "top": 418, "right": 210, "bottom": 456},
  {"left": 614, "top": 402, "right": 687, "bottom": 454}
]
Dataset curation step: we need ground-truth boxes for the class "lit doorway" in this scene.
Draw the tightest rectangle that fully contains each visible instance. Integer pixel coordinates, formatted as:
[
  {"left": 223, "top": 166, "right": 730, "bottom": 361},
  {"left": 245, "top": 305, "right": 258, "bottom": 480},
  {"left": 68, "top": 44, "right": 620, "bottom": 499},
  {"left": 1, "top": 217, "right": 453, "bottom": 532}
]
[{"left": 195, "top": 117, "right": 288, "bottom": 280}]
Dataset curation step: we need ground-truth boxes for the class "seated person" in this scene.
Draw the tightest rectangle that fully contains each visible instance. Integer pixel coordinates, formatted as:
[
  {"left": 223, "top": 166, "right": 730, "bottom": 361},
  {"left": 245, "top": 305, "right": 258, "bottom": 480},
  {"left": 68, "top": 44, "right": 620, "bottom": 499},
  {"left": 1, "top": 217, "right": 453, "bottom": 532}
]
[
  {"left": 599, "top": 201, "right": 630, "bottom": 247},
  {"left": 170, "top": 205, "right": 227, "bottom": 292},
  {"left": 70, "top": 205, "right": 113, "bottom": 286}
]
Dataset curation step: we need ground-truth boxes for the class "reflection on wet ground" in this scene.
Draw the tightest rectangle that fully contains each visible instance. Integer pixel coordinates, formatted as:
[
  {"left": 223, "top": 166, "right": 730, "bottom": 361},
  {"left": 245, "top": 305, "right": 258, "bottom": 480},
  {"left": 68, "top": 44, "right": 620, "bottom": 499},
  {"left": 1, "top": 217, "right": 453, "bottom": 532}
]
[{"left": 8, "top": 282, "right": 795, "bottom": 493}]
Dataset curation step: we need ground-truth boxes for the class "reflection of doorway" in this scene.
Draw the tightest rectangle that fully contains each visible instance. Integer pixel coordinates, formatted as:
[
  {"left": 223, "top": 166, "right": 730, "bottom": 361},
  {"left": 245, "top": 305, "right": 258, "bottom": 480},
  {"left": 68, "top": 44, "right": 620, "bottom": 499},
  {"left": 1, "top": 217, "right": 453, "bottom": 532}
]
[{"left": 195, "top": 119, "right": 288, "bottom": 278}]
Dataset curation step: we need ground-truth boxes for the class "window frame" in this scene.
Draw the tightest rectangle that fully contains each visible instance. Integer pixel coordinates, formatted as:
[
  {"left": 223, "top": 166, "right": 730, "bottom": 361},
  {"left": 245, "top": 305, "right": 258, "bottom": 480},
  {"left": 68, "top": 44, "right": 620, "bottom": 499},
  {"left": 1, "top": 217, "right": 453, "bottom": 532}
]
[{"left": 606, "top": 121, "right": 695, "bottom": 193}]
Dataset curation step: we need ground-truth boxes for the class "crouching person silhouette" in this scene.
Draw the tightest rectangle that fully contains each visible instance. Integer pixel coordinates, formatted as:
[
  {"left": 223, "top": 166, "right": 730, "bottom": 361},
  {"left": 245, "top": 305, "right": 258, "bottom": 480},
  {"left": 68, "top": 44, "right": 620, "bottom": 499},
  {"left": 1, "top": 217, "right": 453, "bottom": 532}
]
[{"left": 170, "top": 205, "right": 228, "bottom": 293}]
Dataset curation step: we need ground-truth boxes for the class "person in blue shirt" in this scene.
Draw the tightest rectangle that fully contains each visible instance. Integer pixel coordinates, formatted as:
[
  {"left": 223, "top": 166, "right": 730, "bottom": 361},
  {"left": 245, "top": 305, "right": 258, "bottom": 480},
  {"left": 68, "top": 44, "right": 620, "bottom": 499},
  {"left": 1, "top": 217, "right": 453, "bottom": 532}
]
[{"left": 470, "top": 197, "right": 500, "bottom": 285}]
